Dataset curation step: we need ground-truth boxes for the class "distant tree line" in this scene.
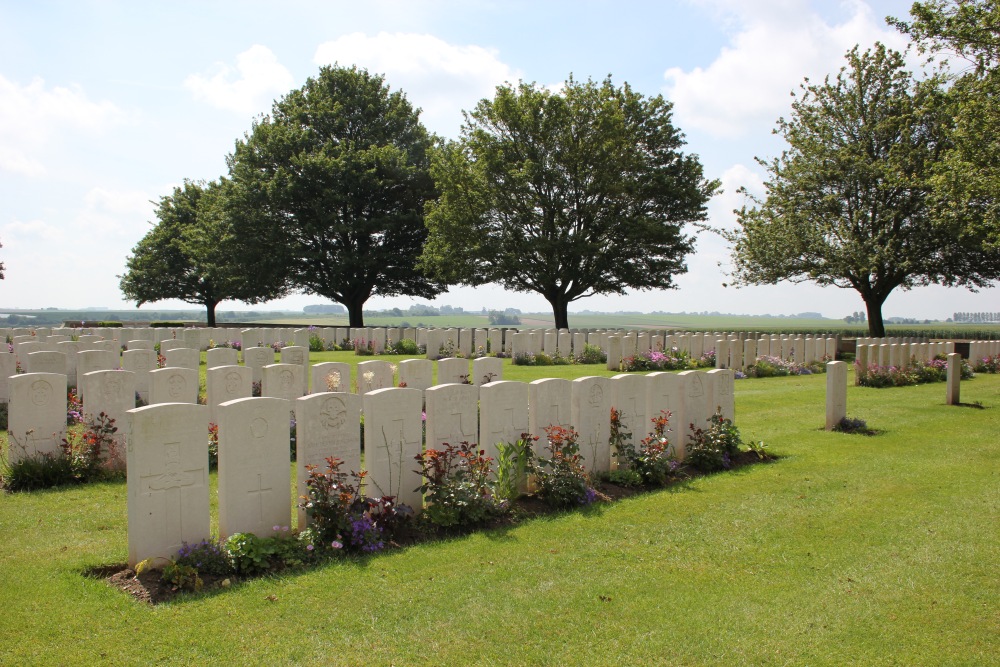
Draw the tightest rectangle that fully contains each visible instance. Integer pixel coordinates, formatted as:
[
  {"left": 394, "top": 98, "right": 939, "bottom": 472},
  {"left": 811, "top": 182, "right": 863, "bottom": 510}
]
[{"left": 952, "top": 312, "right": 1000, "bottom": 323}]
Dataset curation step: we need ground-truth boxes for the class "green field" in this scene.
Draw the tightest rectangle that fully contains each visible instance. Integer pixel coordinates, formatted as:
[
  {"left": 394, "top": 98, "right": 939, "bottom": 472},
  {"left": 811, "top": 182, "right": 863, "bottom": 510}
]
[{"left": 1, "top": 360, "right": 998, "bottom": 665}]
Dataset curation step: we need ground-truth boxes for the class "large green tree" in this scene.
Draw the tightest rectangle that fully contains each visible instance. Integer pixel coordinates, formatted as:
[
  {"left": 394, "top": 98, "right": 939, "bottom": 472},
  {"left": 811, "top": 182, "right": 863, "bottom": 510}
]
[
  {"left": 421, "top": 76, "right": 718, "bottom": 329},
  {"left": 119, "top": 179, "right": 286, "bottom": 326},
  {"left": 226, "top": 65, "right": 444, "bottom": 327},
  {"left": 890, "top": 0, "right": 1000, "bottom": 251},
  {"left": 725, "top": 44, "right": 1000, "bottom": 337}
]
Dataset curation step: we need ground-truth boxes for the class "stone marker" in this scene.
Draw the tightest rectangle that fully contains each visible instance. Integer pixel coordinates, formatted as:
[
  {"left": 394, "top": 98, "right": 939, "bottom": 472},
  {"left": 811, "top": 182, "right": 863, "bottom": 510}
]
[
  {"left": 0, "top": 352, "right": 15, "bottom": 402},
  {"left": 645, "top": 371, "right": 684, "bottom": 452},
  {"left": 242, "top": 346, "right": 274, "bottom": 385},
  {"left": 397, "top": 359, "right": 433, "bottom": 391},
  {"left": 148, "top": 367, "right": 198, "bottom": 405},
  {"left": 207, "top": 365, "right": 252, "bottom": 425},
  {"left": 164, "top": 347, "right": 199, "bottom": 371},
  {"left": 946, "top": 352, "right": 961, "bottom": 405},
  {"left": 280, "top": 345, "right": 309, "bottom": 394},
  {"left": 6, "top": 373, "right": 67, "bottom": 465},
  {"left": 437, "top": 357, "right": 470, "bottom": 385},
  {"left": 472, "top": 357, "right": 503, "bottom": 386},
  {"left": 206, "top": 347, "right": 239, "bottom": 370},
  {"left": 528, "top": 378, "right": 572, "bottom": 442},
  {"left": 479, "top": 380, "right": 530, "bottom": 464},
  {"left": 705, "top": 368, "right": 735, "bottom": 423},
  {"left": 294, "top": 392, "right": 362, "bottom": 528},
  {"left": 425, "top": 383, "right": 479, "bottom": 450},
  {"left": 262, "top": 363, "right": 304, "bottom": 402},
  {"left": 217, "top": 397, "right": 292, "bottom": 539},
  {"left": 362, "top": 387, "right": 423, "bottom": 508},
  {"left": 571, "top": 376, "right": 612, "bottom": 473},
  {"left": 356, "top": 360, "right": 393, "bottom": 394},
  {"left": 611, "top": 373, "right": 649, "bottom": 453},
  {"left": 26, "top": 350, "right": 66, "bottom": 375},
  {"left": 126, "top": 403, "right": 210, "bottom": 568},
  {"left": 311, "top": 361, "right": 352, "bottom": 394},
  {"left": 825, "top": 361, "right": 847, "bottom": 430}
]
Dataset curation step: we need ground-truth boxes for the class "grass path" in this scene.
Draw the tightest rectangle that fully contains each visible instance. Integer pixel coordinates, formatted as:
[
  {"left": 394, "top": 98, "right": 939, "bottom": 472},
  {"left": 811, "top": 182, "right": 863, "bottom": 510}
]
[{"left": 1, "top": 370, "right": 998, "bottom": 665}]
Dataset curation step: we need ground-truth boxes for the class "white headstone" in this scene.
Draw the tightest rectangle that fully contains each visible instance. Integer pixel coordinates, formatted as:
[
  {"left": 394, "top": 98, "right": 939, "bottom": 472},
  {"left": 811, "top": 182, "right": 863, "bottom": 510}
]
[
  {"left": 206, "top": 347, "right": 239, "bottom": 370},
  {"left": 217, "top": 397, "right": 292, "bottom": 539},
  {"left": 397, "top": 359, "right": 433, "bottom": 391},
  {"left": 126, "top": 403, "right": 210, "bottom": 568},
  {"left": 571, "top": 376, "right": 612, "bottom": 473},
  {"left": 164, "top": 347, "right": 199, "bottom": 371},
  {"left": 611, "top": 373, "right": 649, "bottom": 453},
  {"left": 242, "top": 346, "right": 274, "bottom": 385},
  {"left": 7, "top": 373, "right": 67, "bottom": 464},
  {"left": 478, "top": 380, "right": 530, "bottom": 465},
  {"left": 425, "top": 383, "right": 479, "bottom": 450},
  {"left": 311, "top": 362, "right": 352, "bottom": 394},
  {"left": 356, "top": 360, "right": 393, "bottom": 394},
  {"left": 825, "top": 361, "right": 847, "bottom": 429},
  {"left": 206, "top": 365, "right": 252, "bottom": 425},
  {"left": 528, "top": 378, "right": 572, "bottom": 442},
  {"left": 122, "top": 349, "right": 156, "bottom": 404},
  {"left": 362, "top": 388, "right": 423, "bottom": 508},
  {"left": 262, "top": 363, "right": 305, "bottom": 402},
  {"left": 148, "top": 367, "right": 198, "bottom": 405},
  {"left": 472, "top": 357, "right": 503, "bottom": 386},
  {"left": 437, "top": 357, "right": 470, "bottom": 385},
  {"left": 294, "top": 392, "right": 362, "bottom": 528}
]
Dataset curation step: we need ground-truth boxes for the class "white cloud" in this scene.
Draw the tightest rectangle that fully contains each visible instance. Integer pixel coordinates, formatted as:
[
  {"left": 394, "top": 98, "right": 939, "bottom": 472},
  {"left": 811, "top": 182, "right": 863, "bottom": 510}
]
[
  {"left": 184, "top": 44, "right": 295, "bottom": 115},
  {"left": 706, "top": 163, "right": 766, "bottom": 231},
  {"left": 76, "top": 187, "right": 156, "bottom": 235},
  {"left": 664, "top": 0, "right": 910, "bottom": 138},
  {"left": 0, "top": 74, "right": 125, "bottom": 176},
  {"left": 2, "top": 218, "right": 65, "bottom": 242},
  {"left": 314, "top": 32, "right": 521, "bottom": 138}
]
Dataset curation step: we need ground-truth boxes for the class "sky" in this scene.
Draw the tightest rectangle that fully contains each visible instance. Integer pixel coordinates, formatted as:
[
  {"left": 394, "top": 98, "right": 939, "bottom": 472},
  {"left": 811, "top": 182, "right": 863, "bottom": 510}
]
[{"left": 1, "top": 0, "right": 994, "bottom": 321}]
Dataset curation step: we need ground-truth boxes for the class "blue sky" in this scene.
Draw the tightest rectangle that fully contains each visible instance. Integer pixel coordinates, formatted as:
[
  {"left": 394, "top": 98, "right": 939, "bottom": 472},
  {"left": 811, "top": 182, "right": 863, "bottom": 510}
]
[{"left": 2, "top": 0, "right": 993, "bottom": 320}]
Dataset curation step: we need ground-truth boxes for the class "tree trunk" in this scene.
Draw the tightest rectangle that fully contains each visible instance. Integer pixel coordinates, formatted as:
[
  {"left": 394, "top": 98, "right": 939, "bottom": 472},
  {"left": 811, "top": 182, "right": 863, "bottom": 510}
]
[
  {"left": 204, "top": 300, "right": 218, "bottom": 327},
  {"left": 864, "top": 297, "right": 886, "bottom": 337},
  {"left": 547, "top": 294, "right": 570, "bottom": 330},
  {"left": 346, "top": 298, "right": 365, "bottom": 328}
]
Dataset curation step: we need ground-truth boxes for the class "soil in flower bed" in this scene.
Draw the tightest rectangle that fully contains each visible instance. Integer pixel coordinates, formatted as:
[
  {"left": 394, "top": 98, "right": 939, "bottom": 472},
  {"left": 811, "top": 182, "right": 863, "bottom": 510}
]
[{"left": 88, "top": 450, "right": 773, "bottom": 605}]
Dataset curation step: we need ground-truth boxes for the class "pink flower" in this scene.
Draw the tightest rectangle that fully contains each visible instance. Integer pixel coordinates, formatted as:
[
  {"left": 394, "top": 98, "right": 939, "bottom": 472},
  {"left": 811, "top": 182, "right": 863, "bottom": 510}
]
[{"left": 331, "top": 540, "right": 343, "bottom": 549}]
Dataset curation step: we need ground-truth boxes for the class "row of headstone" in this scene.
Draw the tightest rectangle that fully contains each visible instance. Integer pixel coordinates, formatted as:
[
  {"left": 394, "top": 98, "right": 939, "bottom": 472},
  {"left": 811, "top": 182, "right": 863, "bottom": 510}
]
[
  {"left": 854, "top": 341, "right": 955, "bottom": 371},
  {"left": 124, "top": 368, "right": 735, "bottom": 567},
  {"left": 968, "top": 340, "right": 1000, "bottom": 362}
]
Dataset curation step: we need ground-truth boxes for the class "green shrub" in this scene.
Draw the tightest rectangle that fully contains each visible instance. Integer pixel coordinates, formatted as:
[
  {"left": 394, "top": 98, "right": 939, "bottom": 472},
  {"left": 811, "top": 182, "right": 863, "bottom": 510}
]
[
  {"left": 389, "top": 338, "right": 420, "bottom": 355},
  {"left": 494, "top": 435, "right": 535, "bottom": 502},
  {"left": 532, "top": 426, "right": 597, "bottom": 508},
  {"left": 686, "top": 410, "right": 742, "bottom": 472},
  {"left": 415, "top": 442, "right": 501, "bottom": 528},
  {"left": 575, "top": 343, "right": 607, "bottom": 365}
]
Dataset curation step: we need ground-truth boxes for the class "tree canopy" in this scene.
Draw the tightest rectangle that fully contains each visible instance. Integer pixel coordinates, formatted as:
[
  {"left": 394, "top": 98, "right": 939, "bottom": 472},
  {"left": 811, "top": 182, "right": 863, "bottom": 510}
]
[
  {"left": 724, "top": 43, "right": 1000, "bottom": 337},
  {"left": 420, "top": 76, "right": 718, "bottom": 329},
  {"left": 226, "top": 65, "right": 444, "bottom": 327},
  {"left": 890, "top": 0, "right": 1000, "bottom": 252},
  {"left": 119, "top": 180, "right": 287, "bottom": 325}
]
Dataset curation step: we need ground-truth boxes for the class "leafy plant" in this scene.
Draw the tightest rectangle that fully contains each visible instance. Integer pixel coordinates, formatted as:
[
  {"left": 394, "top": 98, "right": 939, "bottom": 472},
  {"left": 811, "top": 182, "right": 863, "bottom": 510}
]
[
  {"left": 414, "top": 442, "right": 499, "bottom": 528},
  {"left": 387, "top": 338, "right": 419, "bottom": 355},
  {"left": 175, "top": 538, "right": 232, "bottom": 576},
  {"left": 161, "top": 561, "right": 203, "bottom": 592},
  {"left": 686, "top": 409, "right": 742, "bottom": 472},
  {"left": 207, "top": 423, "right": 219, "bottom": 469},
  {"left": 575, "top": 343, "right": 607, "bottom": 365},
  {"left": 494, "top": 434, "right": 535, "bottom": 502},
  {"left": 300, "top": 457, "right": 411, "bottom": 554},
  {"left": 224, "top": 532, "right": 274, "bottom": 575},
  {"left": 532, "top": 425, "right": 597, "bottom": 508}
]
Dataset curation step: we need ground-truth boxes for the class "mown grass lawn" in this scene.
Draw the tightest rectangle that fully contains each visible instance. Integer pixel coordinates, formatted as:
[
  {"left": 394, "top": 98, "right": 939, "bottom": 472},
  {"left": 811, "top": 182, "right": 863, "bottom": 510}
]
[{"left": 1, "top": 365, "right": 997, "bottom": 666}]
